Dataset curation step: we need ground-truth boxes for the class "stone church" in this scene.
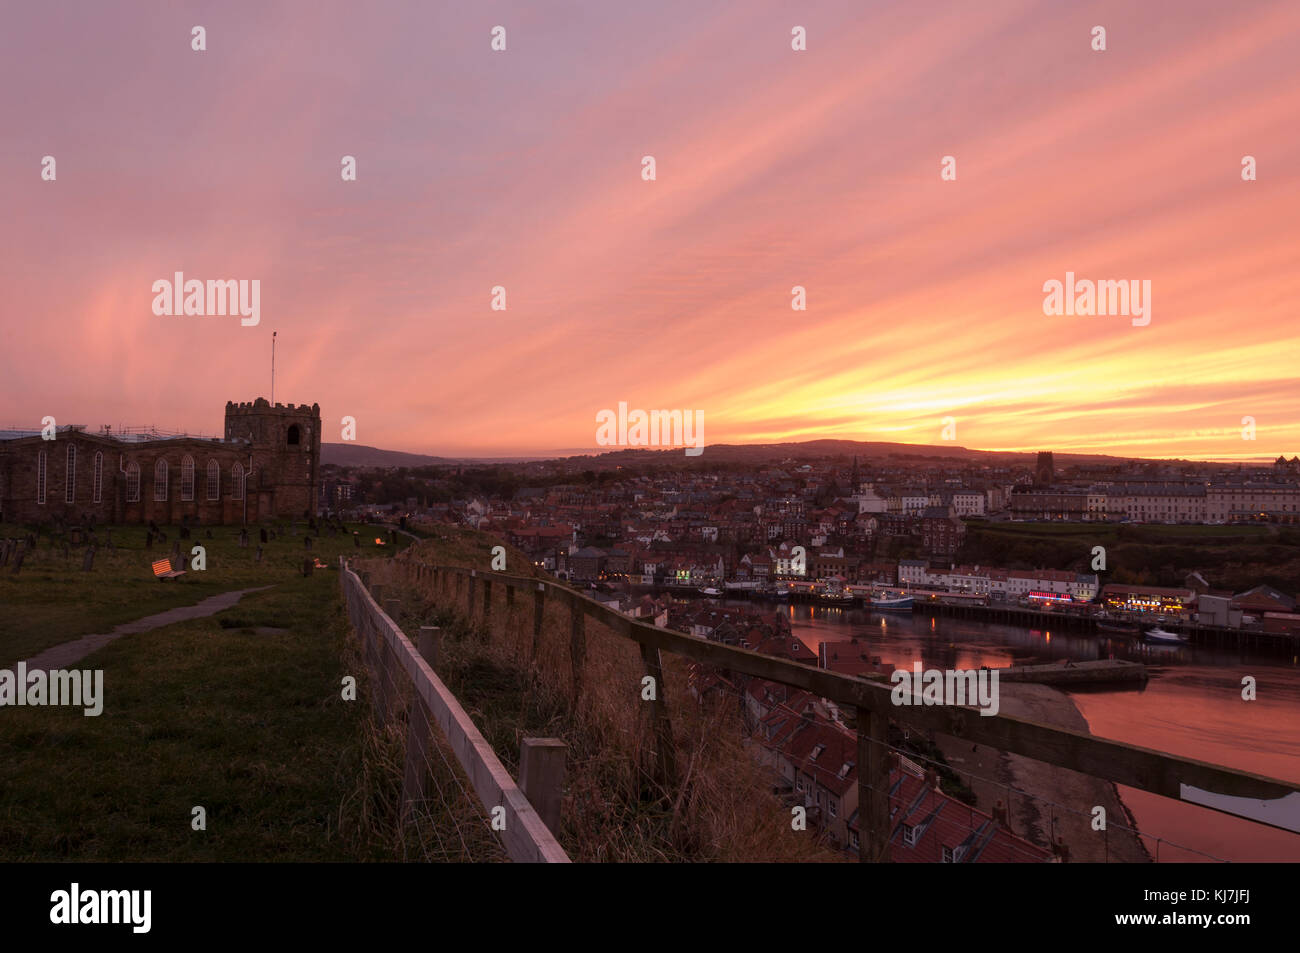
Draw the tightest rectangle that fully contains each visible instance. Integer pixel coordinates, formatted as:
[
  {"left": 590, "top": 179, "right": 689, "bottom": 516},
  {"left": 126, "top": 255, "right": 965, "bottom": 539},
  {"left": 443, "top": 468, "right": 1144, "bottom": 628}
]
[{"left": 0, "top": 398, "right": 321, "bottom": 526}]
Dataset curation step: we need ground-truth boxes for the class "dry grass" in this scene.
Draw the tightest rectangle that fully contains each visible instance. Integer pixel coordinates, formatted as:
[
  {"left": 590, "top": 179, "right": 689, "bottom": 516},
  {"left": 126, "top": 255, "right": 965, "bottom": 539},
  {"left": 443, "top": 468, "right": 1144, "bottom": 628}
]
[{"left": 355, "top": 530, "right": 844, "bottom": 863}]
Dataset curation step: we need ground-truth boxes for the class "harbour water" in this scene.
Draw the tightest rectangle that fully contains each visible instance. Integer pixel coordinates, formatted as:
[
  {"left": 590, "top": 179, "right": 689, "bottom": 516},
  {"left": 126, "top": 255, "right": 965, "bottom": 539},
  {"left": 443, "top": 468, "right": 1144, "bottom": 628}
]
[{"left": 735, "top": 600, "right": 1300, "bottom": 862}]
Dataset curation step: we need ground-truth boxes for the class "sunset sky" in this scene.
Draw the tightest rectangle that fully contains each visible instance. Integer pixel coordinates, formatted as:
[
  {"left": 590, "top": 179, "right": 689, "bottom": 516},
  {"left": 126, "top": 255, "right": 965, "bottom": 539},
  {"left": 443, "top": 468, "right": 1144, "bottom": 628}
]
[{"left": 2, "top": 1, "right": 1297, "bottom": 460}]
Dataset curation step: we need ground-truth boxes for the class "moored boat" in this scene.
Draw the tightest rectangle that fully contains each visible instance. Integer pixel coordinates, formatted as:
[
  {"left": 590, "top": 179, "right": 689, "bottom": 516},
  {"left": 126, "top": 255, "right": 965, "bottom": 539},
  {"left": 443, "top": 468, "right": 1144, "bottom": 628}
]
[
  {"left": 872, "top": 591, "right": 913, "bottom": 611},
  {"left": 698, "top": 586, "right": 723, "bottom": 597},
  {"left": 816, "top": 592, "right": 854, "bottom": 604},
  {"left": 1142, "top": 627, "right": 1189, "bottom": 644}
]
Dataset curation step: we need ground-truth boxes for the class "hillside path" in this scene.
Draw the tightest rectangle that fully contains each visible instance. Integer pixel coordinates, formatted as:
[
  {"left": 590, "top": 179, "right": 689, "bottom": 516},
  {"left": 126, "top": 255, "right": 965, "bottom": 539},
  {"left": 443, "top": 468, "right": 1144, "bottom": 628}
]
[{"left": 21, "top": 587, "right": 274, "bottom": 670}]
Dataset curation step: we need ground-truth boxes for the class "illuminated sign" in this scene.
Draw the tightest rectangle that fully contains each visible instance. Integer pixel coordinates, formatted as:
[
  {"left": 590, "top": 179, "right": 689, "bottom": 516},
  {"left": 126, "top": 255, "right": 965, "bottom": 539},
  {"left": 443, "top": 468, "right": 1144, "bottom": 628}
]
[{"left": 1027, "top": 591, "right": 1071, "bottom": 603}]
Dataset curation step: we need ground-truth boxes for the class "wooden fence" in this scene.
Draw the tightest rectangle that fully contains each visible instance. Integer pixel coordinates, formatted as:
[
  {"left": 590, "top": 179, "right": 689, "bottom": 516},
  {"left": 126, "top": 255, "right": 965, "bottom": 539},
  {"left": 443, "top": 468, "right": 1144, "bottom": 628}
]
[
  {"left": 339, "top": 558, "right": 570, "bottom": 863},
  {"left": 389, "top": 553, "right": 1300, "bottom": 861}
]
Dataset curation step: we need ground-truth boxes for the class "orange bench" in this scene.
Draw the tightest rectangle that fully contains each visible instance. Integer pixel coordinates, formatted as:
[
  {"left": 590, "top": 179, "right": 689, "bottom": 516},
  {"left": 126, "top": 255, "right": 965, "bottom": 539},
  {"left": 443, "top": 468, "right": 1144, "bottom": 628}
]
[{"left": 152, "top": 557, "right": 185, "bottom": 580}]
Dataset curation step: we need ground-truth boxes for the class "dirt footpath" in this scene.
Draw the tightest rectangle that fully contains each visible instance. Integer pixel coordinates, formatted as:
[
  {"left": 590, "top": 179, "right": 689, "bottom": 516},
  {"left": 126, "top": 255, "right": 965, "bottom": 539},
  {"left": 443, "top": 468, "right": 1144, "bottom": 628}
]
[{"left": 21, "top": 587, "right": 273, "bottom": 670}]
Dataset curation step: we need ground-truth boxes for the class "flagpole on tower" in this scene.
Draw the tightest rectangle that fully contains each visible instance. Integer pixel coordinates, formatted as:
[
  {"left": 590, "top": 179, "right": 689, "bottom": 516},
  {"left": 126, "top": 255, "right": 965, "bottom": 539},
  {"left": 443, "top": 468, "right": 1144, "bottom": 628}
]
[{"left": 271, "top": 330, "right": 277, "bottom": 404}]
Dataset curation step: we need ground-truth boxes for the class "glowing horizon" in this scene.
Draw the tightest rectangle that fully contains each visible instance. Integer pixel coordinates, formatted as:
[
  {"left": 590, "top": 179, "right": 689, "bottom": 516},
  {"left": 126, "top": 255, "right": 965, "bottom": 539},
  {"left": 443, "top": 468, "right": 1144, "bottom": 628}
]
[{"left": 3, "top": 1, "right": 1298, "bottom": 462}]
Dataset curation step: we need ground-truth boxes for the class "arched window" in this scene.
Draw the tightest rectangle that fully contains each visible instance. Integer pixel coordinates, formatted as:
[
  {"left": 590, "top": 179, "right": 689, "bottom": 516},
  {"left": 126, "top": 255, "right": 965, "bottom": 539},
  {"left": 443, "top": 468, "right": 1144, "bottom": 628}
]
[
  {"left": 232, "top": 463, "right": 245, "bottom": 500},
  {"left": 154, "top": 459, "right": 168, "bottom": 501},
  {"left": 181, "top": 455, "right": 195, "bottom": 501},
  {"left": 287, "top": 424, "right": 300, "bottom": 446},
  {"left": 126, "top": 461, "right": 140, "bottom": 502},
  {"left": 206, "top": 460, "right": 220, "bottom": 500},
  {"left": 37, "top": 450, "right": 47, "bottom": 505},
  {"left": 66, "top": 444, "right": 76, "bottom": 503}
]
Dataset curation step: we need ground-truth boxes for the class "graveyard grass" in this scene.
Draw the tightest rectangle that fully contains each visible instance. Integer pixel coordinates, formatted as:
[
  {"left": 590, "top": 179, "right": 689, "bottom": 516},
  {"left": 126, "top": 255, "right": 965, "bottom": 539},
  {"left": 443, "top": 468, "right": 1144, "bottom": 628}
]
[
  {"left": 0, "top": 520, "right": 407, "bottom": 667},
  {"left": 0, "top": 521, "right": 417, "bottom": 861}
]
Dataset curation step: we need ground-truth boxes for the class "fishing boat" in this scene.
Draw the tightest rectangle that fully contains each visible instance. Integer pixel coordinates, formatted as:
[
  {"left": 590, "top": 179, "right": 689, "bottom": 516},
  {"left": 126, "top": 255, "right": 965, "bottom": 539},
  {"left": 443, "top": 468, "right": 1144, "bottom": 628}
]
[
  {"left": 872, "top": 590, "right": 913, "bottom": 612},
  {"left": 1142, "top": 627, "right": 1189, "bottom": 644},
  {"left": 697, "top": 586, "right": 723, "bottom": 597},
  {"left": 1096, "top": 621, "right": 1141, "bottom": 635},
  {"left": 816, "top": 591, "right": 854, "bottom": 605}
]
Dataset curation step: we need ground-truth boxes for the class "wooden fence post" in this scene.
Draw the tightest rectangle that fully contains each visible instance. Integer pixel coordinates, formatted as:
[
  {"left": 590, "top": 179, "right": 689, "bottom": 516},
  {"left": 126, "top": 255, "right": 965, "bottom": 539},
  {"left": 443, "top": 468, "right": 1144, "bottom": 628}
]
[
  {"left": 857, "top": 706, "right": 891, "bottom": 862},
  {"left": 365, "top": 611, "right": 382, "bottom": 721},
  {"left": 519, "top": 738, "right": 567, "bottom": 837},
  {"left": 376, "top": 598, "right": 401, "bottom": 723},
  {"left": 532, "top": 583, "right": 545, "bottom": 660},
  {"left": 569, "top": 593, "right": 586, "bottom": 702},
  {"left": 401, "top": 627, "right": 441, "bottom": 824},
  {"left": 505, "top": 583, "right": 516, "bottom": 649},
  {"left": 640, "top": 643, "right": 677, "bottom": 791},
  {"left": 419, "top": 625, "right": 441, "bottom": 671}
]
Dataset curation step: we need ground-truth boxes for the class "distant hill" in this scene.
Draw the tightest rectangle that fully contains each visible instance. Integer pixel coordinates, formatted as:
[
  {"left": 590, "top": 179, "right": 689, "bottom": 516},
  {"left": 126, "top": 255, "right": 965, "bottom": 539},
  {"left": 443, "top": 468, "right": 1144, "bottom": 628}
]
[
  {"left": 321, "top": 443, "right": 547, "bottom": 467},
  {"left": 323, "top": 438, "right": 1223, "bottom": 470},
  {"left": 547, "top": 440, "right": 1139, "bottom": 467},
  {"left": 321, "top": 444, "right": 455, "bottom": 468}
]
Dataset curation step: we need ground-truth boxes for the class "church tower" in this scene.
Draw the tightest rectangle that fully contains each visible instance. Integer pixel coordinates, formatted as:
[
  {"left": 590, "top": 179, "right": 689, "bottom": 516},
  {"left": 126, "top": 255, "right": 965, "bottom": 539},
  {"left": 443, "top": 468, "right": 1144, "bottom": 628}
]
[{"left": 224, "top": 398, "right": 322, "bottom": 518}]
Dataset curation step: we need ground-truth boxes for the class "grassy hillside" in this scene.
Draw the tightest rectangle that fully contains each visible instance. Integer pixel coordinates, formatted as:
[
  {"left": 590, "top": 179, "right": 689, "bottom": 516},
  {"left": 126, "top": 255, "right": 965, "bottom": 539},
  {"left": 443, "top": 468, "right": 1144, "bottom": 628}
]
[
  {"left": 0, "top": 521, "right": 451, "bottom": 862},
  {"left": 958, "top": 519, "right": 1300, "bottom": 593},
  {"left": 0, "top": 519, "right": 405, "bottom": 666}
]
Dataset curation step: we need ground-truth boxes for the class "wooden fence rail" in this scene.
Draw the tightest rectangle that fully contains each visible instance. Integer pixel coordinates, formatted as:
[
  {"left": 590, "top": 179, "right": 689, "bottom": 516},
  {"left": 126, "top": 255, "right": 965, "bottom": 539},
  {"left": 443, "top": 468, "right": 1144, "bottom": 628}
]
[
  {"left": 391, "top": 554, "right": 1300, "bottom": 861},
  {"left": 339, "top": 558, "right": 570, "bottom": 863}
]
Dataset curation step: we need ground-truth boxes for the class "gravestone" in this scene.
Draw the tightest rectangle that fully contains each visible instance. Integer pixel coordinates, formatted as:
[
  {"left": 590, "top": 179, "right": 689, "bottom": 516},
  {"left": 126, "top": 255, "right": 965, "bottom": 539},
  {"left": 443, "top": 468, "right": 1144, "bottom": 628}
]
[
  {"left": 70, "top": 527, "right": 83, "bottom": 545},
  {"left": 239, "top": 529, "right": 249, "bottom": 549},
  {"left": 260, "top": 528, "right": 268, "bottom": 544},
  {"left": 82, "top": 547, "right": 95, "bottom": 572}
]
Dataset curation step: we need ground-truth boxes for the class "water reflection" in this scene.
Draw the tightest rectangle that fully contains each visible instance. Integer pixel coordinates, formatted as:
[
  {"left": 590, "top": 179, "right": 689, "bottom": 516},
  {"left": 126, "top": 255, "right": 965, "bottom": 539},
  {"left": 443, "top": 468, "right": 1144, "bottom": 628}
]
[{"left": 725, "top": 600, "right": 1300, "bottom": 861}]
